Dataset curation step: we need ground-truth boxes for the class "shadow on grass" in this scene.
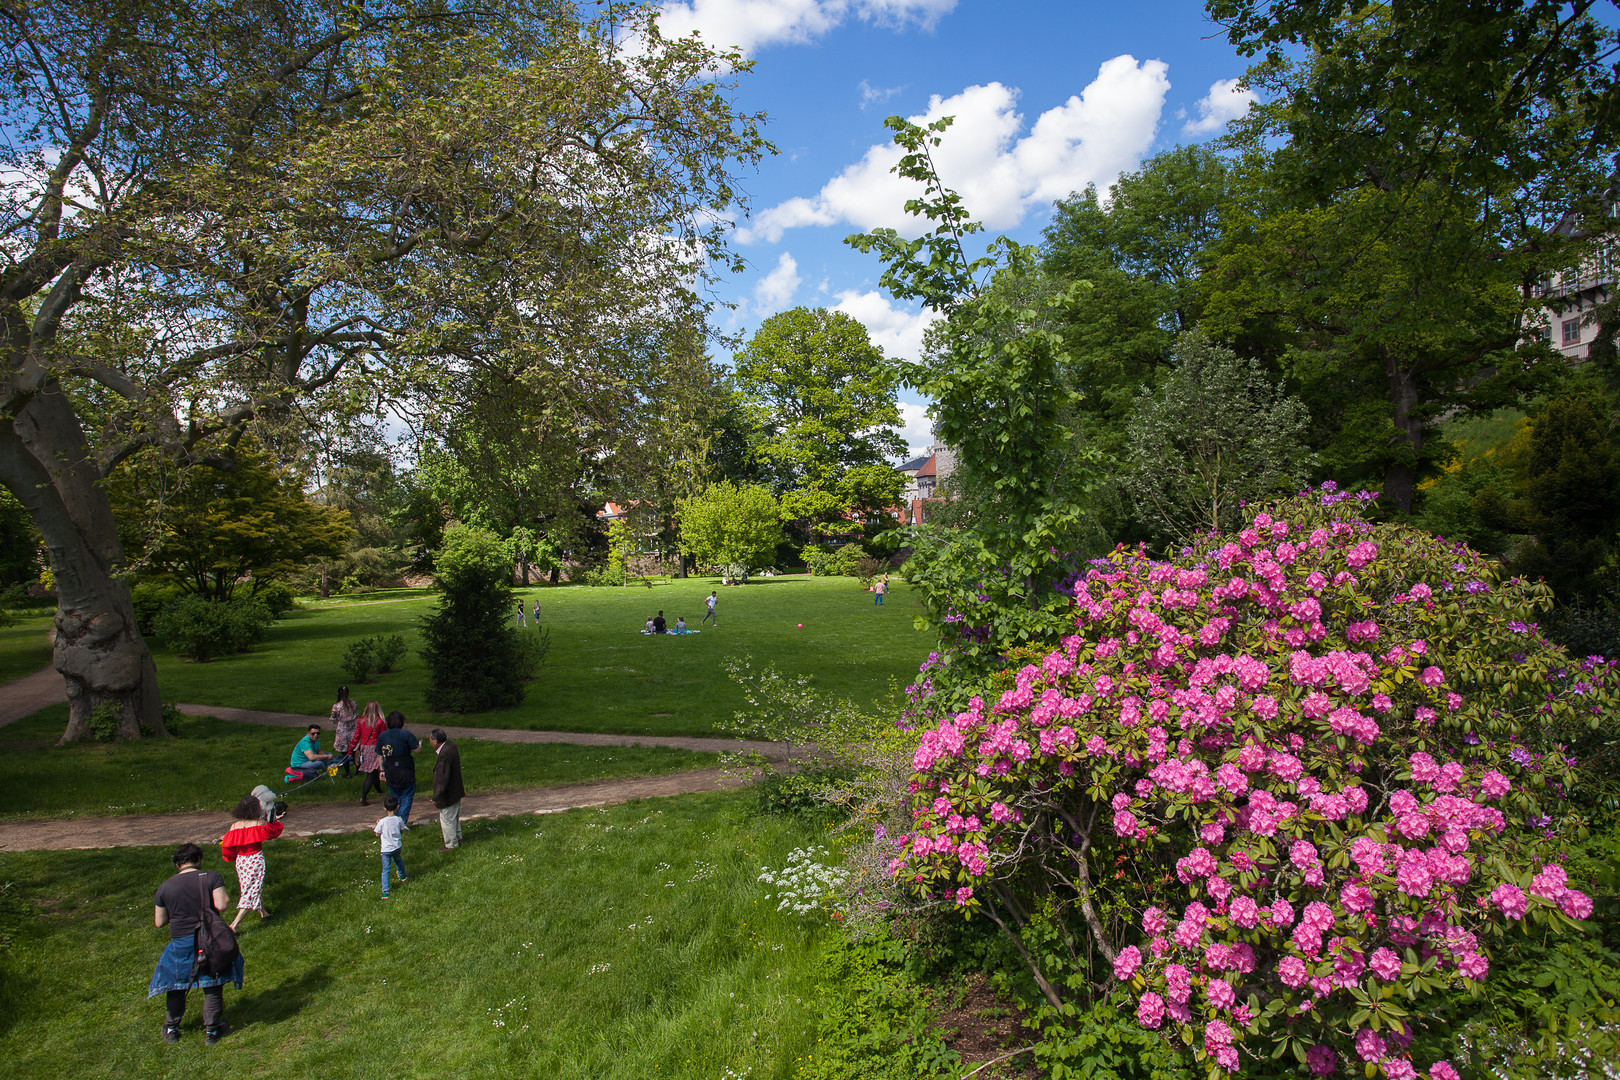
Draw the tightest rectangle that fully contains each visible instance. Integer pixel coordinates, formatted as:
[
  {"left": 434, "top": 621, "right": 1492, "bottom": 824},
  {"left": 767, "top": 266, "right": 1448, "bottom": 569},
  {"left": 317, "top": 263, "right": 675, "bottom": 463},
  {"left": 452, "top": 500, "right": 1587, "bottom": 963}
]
[{"left": 235, "top": 963, "right": 334, "bottom": 1029}]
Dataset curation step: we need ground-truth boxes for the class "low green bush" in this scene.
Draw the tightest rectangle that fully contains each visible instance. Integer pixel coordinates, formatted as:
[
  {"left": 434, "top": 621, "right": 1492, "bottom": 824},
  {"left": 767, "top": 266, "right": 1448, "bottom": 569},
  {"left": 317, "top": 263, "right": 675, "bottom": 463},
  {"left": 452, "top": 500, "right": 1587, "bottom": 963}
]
[
  {"left": 801, "top": 543, "right": 867, "bottom": 578},
  {"left": 87, "top": 702, "right": 122, "bottom": 742},
  {"left": 515, "top": 626, "right": 550, "bottom": 680},
  {"left": 796, "top": 931, "right": 962, "bottom": 1080},
  {"left": 341, "top": 638, "right": 376, "bottom": 682},
  {"left": 129, "top": 581, "right": 184, "bottom": 636},
  {"left": 373, "top": 631, "right": 407, "bottom": 672},
  {"left": 251, "top": 579, "right": 298, "bottom": 617},
  {"left": 755, "top": 765, "right": 854, "bottom": 818},
  {"left": 151, "top": 595, "right": 273, "bottom": 662}
]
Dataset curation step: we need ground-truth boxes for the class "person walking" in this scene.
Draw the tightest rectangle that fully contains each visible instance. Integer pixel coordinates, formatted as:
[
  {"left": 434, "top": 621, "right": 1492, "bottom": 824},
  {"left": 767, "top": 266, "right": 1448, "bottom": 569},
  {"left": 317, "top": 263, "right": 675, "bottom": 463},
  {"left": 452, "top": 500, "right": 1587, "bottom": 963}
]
[
  {"left": 532, "top": 600, "right": 541, "bottom": 625},
  {"left": 374, "top": 797, "right": 407, "bottom": 898},
  {"left": 148, "top": 843, "right": 242, "bottom": 1044},
  {"left": 516, "top": 600, "right": 526, "bottom": 628},
  {"left": 352, "top": 701, "right": 387, "bottom": 806},
  {"left": 874, "top": 576, "right": 888, "bottom": 606},
  {"left": 329, "top": 686, "right": 358, "bottom": 776},
  {"left": 221, "top": 796, "right": 283, "bottom": 930},
  {"left": 376, "top": 711, "right": 421, "bottom": 826},
  {"left": 429, "top": 728, "right": 465, "bottom": 850},
  {"left": 701, "top": 590, "right": 717, "bottom": 626}
]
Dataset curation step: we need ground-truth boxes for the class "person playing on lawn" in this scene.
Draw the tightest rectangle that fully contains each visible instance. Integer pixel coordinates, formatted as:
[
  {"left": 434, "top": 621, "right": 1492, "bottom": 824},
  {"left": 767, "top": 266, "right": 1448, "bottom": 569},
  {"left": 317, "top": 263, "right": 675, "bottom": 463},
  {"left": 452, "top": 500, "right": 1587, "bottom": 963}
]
[
  {"left": 289, "top": 723, "right": 331, "bottom": 780},
  {"left": 702, "top": 590, "right": 718, "bottom": 625},
  {"left": 329, "top": 685, "right": 358, "bottom": 777},
  {"left": 221, "top": 795, "right": 283, "bottom": 930},
  {"left": 375, "top": 796, "right": 407, "bottom": 898}
]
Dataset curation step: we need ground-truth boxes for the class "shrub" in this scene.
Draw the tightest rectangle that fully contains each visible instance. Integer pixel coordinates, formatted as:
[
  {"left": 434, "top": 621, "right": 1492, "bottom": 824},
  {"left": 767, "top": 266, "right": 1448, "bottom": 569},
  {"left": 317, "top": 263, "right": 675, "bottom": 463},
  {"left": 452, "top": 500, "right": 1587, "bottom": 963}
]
[
  {"left": 515, "top": 626, "right": 551, "bottom": 681},
  {"left": 88, "top": 702, "right": 122, "bottom": 742},
  {"left": 420, "top": 524, "right": 525, "bottom": 711},
  {"left": 251, "top": 579, "right": 298, "bottom": 617},
  {"left": 373, "top": 632, "right": 408, "bottom": 673},
  {"left": 853, "top": 556, "right": 884, "bottom": 587},
  {"left": 342, "top": 638, "right": 376, "bottom": 683},
  {"left": 152, "top": 594, "right": 273, "bottom": 661},
  {"left": 888, "top": 485, "right": 1620, "bottom": 1077},
  {"left": 803, "top": 542, "right": 867, "bottom": 578},
  {"left": 129, "top": 581, "right": 184, "bottom": 636},
  {"left": 756, "top": 766, "right": 856, "bottom": 818}
]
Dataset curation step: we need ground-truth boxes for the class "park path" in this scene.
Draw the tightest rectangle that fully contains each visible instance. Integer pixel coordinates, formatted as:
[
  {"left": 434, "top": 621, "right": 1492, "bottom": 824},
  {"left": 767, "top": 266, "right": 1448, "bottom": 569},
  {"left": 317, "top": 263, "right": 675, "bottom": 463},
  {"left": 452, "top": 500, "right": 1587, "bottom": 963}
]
[
  {"left": 0, "top": 766, "right": 747, "bottom": 852},
  {"left": 0, "top": 665, "right": 794, "bottom": 853}
]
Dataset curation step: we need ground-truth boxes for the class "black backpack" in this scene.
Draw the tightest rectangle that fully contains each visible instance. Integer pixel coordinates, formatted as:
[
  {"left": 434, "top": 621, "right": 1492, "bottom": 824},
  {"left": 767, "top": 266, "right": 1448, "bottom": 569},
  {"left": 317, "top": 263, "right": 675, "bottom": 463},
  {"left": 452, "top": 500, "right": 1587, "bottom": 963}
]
[{"left": 191, "top": 872, "right": 240, "bottom": 979}]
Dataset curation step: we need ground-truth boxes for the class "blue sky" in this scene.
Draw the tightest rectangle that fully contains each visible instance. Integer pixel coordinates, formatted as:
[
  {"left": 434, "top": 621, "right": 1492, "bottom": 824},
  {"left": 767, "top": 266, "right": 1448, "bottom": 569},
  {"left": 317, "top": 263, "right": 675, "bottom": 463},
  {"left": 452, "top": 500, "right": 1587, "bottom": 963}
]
[{"left": 655, "top": 0, "right": 1260, "bottom": 456}]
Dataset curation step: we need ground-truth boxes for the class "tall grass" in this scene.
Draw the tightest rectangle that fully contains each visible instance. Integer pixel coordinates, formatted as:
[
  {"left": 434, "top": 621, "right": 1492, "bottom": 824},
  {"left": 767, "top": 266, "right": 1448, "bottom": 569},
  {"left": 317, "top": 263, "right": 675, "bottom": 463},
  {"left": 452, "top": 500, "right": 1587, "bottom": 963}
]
[{"left": 0, "top": 791, "right": 838, "bottom": 1079}]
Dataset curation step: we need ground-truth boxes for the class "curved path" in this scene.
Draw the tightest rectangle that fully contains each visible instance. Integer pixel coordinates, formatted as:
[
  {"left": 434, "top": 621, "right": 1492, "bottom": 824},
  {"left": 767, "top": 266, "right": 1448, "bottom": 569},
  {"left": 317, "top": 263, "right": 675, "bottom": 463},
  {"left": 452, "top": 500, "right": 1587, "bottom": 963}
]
[
  {"left": 0, "top": 766, "right": 748, "bottom": 852},
  {"left": 0, "top": 665, "right": 795, "bottom": 853}
]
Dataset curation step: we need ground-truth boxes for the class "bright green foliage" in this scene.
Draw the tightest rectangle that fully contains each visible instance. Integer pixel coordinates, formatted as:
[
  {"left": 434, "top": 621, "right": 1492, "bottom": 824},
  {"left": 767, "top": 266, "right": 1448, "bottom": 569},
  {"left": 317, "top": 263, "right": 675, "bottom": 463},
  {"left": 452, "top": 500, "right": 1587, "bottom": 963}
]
[
  {"left": 732, "top": 307, "right": 906, "bottom": 541},
  {"left": 676, "top": 481, "right": 783, "bottom": 580},
  {"left": 795, "top": 933, "right": 963, "bottom": 1080},
  {"left": 847, "top": 116, "right": 1101, "bottom": 680},
  {"left": 1123, "top": 334, "right": 1315, "bottom": 548},
  {"left": 125, "top": 447, "right": 353, "bottom": 602},
  {"left": 801, "top": 543, "right": 868, "bottom": 578},
  {"left": 151, "top": 595, "right": 274, "bottom": 663},
  {"left": 419, "top": 524, "right": 525, "bottom": 712}
]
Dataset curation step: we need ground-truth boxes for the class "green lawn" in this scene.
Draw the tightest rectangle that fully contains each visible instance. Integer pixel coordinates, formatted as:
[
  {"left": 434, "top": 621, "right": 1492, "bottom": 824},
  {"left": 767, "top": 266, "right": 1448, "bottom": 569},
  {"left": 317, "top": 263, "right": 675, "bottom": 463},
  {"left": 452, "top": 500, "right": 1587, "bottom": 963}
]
[
  {"left": 145, "top": 575, "right": 926, "bottom": 737},
  {"left": 0, "top": 791, "right": 838, "bottom": 1080},
  {"left": 0, "top": 612, "right": 51, "bottom": 684},
  {"left": 0, "top": 704, "right": 719, "bottom": 820}
]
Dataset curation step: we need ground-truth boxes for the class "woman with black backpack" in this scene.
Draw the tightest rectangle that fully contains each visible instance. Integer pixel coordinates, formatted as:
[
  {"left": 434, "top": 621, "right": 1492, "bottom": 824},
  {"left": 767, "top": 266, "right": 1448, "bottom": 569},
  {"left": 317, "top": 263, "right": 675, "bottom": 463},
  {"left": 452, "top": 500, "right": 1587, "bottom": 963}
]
[{"left": 148, "top": 843, "right": 243, "bottom": 1045}]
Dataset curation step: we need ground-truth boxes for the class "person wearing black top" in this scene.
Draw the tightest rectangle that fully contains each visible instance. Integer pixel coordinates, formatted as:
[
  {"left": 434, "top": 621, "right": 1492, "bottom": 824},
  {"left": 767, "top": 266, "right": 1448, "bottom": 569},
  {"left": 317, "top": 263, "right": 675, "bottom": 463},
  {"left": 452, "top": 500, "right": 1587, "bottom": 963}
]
[
  {"left": 376, "top": 710, "right": 421, "bottom": 826},
  {"left": 148, "top": 842, "right": 242, "bottom": 1044},
  {"left": 653, "top": 610, "right": 667, "bottom": 634}
]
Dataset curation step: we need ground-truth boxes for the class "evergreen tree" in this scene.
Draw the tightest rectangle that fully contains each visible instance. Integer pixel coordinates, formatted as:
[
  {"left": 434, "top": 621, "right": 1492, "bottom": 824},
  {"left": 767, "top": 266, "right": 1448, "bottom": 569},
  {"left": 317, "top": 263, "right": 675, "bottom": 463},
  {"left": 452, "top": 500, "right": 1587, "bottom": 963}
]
[{"left": 420, "top": 525, "right": 525, "bottom": 712}]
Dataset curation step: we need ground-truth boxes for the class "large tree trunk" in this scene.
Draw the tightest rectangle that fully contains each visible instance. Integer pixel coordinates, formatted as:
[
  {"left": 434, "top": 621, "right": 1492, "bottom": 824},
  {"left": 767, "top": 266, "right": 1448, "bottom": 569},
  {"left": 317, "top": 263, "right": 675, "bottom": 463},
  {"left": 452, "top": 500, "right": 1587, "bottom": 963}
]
[
  {"left": 0, "top": 386, "right": 165, "bottom": 743},
  {"left": 1382, "top": 351, "right": 1422, "bottom": 514}
]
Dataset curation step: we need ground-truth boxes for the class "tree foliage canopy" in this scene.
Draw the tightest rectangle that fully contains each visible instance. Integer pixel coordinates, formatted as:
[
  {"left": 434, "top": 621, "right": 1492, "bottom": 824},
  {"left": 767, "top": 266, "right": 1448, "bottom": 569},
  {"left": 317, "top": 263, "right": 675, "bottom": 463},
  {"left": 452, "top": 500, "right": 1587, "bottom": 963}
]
[{"left": 677, "top": 480, "right": 782, "bottom": 580}]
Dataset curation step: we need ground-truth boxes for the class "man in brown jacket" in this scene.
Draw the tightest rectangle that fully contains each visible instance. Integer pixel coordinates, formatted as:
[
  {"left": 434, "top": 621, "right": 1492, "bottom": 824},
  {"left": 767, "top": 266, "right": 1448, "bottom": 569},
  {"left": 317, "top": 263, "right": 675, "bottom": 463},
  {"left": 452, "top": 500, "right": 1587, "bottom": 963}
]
[{"left": 428, "top": 729, "right": 465, "bottom": 850}]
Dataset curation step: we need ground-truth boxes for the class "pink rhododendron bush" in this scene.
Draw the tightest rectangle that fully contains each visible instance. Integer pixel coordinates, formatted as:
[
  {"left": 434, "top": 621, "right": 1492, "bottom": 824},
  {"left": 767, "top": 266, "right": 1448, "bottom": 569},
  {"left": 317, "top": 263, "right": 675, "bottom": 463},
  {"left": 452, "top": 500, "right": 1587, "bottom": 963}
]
[{"left": 891, "top": 489, "right": 1618, "bottom": 1078}]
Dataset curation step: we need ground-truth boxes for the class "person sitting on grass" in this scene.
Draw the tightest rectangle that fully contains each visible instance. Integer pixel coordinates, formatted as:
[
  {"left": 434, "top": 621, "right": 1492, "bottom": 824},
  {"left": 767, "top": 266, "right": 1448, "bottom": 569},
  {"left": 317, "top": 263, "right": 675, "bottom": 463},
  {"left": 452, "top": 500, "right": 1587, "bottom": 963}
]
[
  {"left": 653, "top": 610, "right": 667, "bottom": 634},
  {"left": 289, "top": 723, "right": 331, "bottom": 780},
  {"left": 674, "top": 616, "right": 687, "bottom": 633},
  {"left": 643, "top": 615, "right": 655, "bottom": 634}
]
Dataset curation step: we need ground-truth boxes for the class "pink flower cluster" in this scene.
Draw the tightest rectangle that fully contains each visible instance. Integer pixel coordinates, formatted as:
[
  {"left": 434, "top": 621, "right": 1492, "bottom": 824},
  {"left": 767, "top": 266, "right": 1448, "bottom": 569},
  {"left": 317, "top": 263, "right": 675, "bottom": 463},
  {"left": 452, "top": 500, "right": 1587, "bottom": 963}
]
[{"left": 893, "top": 492, "right": 1617, "bottom": 1077}]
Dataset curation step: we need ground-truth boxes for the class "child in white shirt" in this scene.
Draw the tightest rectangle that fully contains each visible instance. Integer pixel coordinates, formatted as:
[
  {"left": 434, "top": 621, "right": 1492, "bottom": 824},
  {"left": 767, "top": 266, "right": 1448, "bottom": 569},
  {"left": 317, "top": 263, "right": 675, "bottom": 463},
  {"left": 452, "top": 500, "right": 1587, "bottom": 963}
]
[{"left": 375, "top": 796, "right": 406, "bottom": 898}]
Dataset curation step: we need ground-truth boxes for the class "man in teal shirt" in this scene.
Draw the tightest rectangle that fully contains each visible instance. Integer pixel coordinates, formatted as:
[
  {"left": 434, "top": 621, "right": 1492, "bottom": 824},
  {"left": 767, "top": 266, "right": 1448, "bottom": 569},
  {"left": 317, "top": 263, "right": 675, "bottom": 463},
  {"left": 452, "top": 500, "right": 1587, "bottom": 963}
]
[{"left": 289, "top": 723, "right": 331, "bottom": 780}]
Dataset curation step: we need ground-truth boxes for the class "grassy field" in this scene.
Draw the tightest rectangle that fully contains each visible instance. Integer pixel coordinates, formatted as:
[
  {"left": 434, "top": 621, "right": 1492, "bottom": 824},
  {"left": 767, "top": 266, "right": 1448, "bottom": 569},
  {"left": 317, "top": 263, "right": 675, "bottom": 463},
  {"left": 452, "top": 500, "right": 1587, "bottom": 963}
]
[
  {"left": 0, "top": 790, "right": 840, "bottom": 1080},
  {"left": 144, "top": 575, "right": 927, "bottom": 737},
  {"left": 0, "top": 612, "right": 51, "bottom": 684},
  {"left": 0, "top": 704, "right": 718, "bottom": 820}
]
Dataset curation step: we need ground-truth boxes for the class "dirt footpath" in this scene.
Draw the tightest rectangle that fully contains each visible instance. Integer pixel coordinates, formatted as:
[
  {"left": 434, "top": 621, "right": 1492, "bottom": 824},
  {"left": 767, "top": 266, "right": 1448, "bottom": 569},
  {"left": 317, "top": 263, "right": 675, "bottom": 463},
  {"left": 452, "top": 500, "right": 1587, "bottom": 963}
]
[{"left": 0, "top": 767, "right": 746, "bottom": 852}]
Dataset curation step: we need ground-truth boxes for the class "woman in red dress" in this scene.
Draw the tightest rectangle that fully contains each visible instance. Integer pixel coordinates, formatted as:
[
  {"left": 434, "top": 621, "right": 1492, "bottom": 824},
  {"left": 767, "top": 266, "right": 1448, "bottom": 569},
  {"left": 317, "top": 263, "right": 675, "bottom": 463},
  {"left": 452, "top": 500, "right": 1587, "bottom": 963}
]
[{"left": 221, "top": 796, "right": 284, "bottom": 930}]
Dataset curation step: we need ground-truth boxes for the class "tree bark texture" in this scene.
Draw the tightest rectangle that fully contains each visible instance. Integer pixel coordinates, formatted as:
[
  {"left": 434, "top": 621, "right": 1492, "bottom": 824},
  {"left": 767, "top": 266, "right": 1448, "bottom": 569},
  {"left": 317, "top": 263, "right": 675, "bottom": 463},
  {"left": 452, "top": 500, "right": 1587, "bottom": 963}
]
[
  {"left": 1382, "top": 352, "right": 1422, "bottom": 514},
  {"left": 0, "top": 387, "right": 165, "bottom": 742}
]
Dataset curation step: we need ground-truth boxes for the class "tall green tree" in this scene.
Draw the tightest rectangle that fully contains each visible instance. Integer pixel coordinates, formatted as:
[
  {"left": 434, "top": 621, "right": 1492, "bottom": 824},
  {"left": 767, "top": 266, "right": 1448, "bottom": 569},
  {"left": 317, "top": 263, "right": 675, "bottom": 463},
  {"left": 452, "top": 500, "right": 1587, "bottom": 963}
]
[
  {"left": 1123, "top": 334, "right": 1316, "bottom": 548},
  {"left": 420, "top": 524, "right": 525, "bottom": 712},
  {"left": 124, "top": 447, "right": 354, "bottom": 601},
  {"left": 732, "top": 307, "right": 906, "bottom": 541},
  {"left": 0, "top": 0, "right": 764, "bottom": 740},
  {"left": 848, "top": 116, "right": 1100, "bottom": 675},
  {"left": 676, "top": 481, "right": 783, "bottom": 582}
]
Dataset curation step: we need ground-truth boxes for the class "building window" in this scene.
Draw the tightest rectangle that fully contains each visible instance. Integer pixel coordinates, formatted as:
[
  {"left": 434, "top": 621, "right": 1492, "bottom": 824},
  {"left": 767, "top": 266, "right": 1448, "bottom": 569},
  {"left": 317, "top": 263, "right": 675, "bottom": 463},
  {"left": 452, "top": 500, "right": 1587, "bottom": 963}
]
[{"left": 1562, "top": 318, "right": 1583, "bottom": 345}]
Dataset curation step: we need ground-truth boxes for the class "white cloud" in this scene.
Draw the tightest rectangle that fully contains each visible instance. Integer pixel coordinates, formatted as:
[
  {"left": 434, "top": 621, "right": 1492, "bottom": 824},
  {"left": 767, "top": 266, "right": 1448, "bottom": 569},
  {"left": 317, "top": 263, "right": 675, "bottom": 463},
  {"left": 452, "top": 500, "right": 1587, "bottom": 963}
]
[
  {"left": 859, "top": 79, "right": 905, "bottom": 109},
  {"left": 896, "top": 399, "right": 934, "bottom": 458},
  {"left": 654, "top": 0, "right": 955, "bottom": 55},
  {"left": 735, "top": 56, "right": 1170, "bottom": 244},
  {"left": 753, "top": 251, "right": 801, "bottom": 311},
  {"left": 831, "top": 288, "right": 940, "bottom": 363},
  {"left": 1182, "top": 77, "right": 1256, "bottom": 136}
]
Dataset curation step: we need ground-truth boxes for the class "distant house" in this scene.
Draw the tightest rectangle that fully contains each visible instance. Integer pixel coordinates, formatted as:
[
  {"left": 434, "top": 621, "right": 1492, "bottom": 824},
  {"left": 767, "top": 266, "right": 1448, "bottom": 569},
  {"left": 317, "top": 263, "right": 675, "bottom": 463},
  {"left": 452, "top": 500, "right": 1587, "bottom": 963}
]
[
  {"left": 895, "top": 428, "right": 957, "bottom": 525},
  {"left": 1533, "top": 191, "right": 1617, "bottom": 360}
]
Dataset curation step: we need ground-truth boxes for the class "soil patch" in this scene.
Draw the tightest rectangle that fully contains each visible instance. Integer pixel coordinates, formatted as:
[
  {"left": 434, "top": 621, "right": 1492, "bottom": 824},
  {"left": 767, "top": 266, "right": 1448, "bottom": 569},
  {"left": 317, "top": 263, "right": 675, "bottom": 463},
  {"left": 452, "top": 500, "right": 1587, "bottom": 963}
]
[{"left": 934, "top": 973, "right": 1039, "bottom": 1079}]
